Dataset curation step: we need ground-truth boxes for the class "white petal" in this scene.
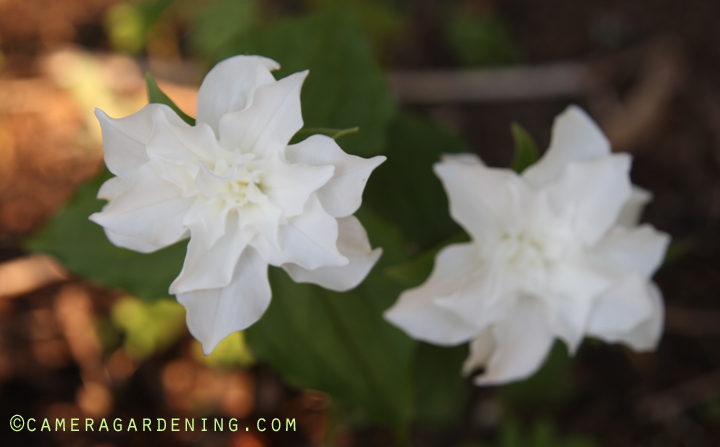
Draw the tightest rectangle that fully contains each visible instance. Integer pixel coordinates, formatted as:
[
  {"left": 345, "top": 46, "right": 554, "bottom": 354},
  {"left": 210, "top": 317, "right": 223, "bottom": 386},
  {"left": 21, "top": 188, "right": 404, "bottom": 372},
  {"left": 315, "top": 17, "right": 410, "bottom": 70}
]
[
  {"left": 219, "top": 71, "right": 307, "bottom": 157},
  {"left": 586, "top": 273, "right": 656, "bottom": 337},
  {"left": 616, "top": 186, "right": 652, "bottom": 228},
  {"left": 96, "top": 104, "right": 189, "bottom": 182},
  {"left": 176, "top": 246, "right": 271, "bottom": 355},
  {"left": 253, "top": 195, "right": 347, "bottom": 269},
  {"left": 103, "top": 228, "right": 166, "bottom": 254},
  {"left": 434, "top": 159, "right": 528, "bottom": 249},
  {"left": 170, "top": 213, "right": 254, "bottom": 294},
  {"left": 615, "top": 281, "right": 664, "bottom": 351},
  {"left": 90, "top": 163, "right": 192, "bottom": 251},
  {"left": 590, "top": 225, "right": 670, "bottom": 279},
  {"left": 384, "top": 242, "right": 484, "bottom": 345},
  {"left": 474, "top": 298, "right": 555, "bottom": 386},
  {"left": 283, "top": 215, "right": 382, "bottom": 291},
  {"left": 97, "top": 176, "right": 129, "bottom": 200},
  {"left": 258, "top": 155, "right": 334, "bottom": 218},
  {"left": 462, "top": 328, "right": 495, "bottom": 375},
  {"left": 196, "top": 55, "right": 279, "bottom": 135},
  {"left": 286, "top": 135, "right": 386, "bottom": 217},
  {"left": 145, "top": 109, "right": 228, "bottom": 186},
  {"left": 523, "top": 105, "right": 611, "bottom": 188},
  {"left": 543, "top": 154, "right": 632, "bottom": 246}
]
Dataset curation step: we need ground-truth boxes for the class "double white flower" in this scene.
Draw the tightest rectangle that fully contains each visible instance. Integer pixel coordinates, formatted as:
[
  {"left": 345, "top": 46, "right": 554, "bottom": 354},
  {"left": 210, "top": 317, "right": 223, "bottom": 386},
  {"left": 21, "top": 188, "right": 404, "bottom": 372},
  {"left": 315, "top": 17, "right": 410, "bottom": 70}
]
[
  {"left": 385, "top": 106, "right": 670, "bottom": 385},
  {"left": 91, "top": 55, "right": 385, "bottom": 354}
]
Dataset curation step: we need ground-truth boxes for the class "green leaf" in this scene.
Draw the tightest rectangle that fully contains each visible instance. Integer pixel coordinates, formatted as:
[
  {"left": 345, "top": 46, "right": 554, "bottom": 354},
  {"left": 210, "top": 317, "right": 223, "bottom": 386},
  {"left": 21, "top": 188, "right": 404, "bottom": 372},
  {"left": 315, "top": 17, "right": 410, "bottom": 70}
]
[
  {"left": 364, "top": 112, "right": 466, "bottom": 251},
  {"left": 291, "top": 126, "right": 360, "bottom": 144},
  {"left": 412, "top": 342, "right": 469, "bottom": 427},
  {"left": 510, "top": 122, "right": 539, "bottom": 173},
  {"left": 386, "top": 232, "right": 470, "bottom": 288},
  {"left": 25, "top": 169, "right": 187, "bottom": 300},
  {"left": 216, "top": 5, "right": 395, "bottom": 157},
  {"left": 446, "top": 5, "right": 522, "bottom": 67},
  {"left": 146, "top": 71, "right": 196, "bottom": 126},
  {"left": 245, "top": 208, "right": 415, "bottom": 429},
  {"left": 188, "top": 0, "right": 258, "bottom": 59},
  {"left": 501, "top": 341, "right": 574, "bottom": 407}
]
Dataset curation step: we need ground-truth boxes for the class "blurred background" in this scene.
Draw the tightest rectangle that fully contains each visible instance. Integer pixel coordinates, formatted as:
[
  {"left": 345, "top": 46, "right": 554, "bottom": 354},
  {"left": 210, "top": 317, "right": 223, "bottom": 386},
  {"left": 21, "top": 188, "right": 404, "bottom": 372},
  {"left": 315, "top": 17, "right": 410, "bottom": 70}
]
[{"left": 1, "top": 0, "right": 720, "bottom": 446}]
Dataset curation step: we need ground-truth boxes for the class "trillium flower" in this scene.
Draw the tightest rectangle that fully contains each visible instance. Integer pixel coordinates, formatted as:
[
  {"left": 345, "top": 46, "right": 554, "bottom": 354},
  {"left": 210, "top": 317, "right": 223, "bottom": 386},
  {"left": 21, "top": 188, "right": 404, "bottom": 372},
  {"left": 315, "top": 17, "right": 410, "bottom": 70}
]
[
  {"left": 90, "top": 55, "right": 385, "bottom": 354},
  {"left": 384, "top": 106, "right": 670, "bottom": 385}
]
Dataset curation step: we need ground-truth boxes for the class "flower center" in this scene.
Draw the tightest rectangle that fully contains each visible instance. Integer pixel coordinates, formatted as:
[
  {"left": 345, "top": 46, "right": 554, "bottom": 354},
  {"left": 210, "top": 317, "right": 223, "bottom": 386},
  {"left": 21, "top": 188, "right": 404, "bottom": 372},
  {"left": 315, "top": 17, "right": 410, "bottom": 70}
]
[
  {"left": 495, "top": 230, "right": 550, "bottom": 290},
  {"left": 196, "top": 156, "right": 264, "bottom": 208}
]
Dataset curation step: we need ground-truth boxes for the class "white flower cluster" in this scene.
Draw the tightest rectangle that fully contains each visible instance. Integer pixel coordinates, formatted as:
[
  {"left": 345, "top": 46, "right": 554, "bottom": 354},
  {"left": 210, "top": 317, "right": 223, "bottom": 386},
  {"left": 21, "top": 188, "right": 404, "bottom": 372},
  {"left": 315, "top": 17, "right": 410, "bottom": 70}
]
[
  {"left": 91, "top": 55, "right": 384, "bottom": 354},
  {"left": 385, "top": 106, "right": 670, "bottom": 385}
]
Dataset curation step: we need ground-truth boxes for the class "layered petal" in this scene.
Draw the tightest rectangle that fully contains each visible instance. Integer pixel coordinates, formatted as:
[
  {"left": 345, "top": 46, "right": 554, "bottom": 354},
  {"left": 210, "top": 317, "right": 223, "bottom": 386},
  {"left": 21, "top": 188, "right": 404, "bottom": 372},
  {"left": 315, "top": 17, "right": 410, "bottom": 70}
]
[
  {"left": 434, "top": 159, "right": 529, "bottom": 249},
  {"left": 474, "top": 297, "right": 555, "bottom": 385},
  {"left": 170, "top": 213, "right": 254, "bottom": 294},
  {"left": 196, "top": 55, "right": 279, "bottom": 135},
  {"left": 257, "top": 155, "right": 335, "bottom": 218},
  {"left": 95, "top": 104, "right": 188, "bottom": 182},
  {"left": 462, "top": 328, "right": 495, "bottom": 376},
  {"left": 90, "top": 163, "right": 192, "bottom": 252},
  {"left": 283, "top": 215, "right": 382, "bottom": 291},
  {"left": 616, "top": 186, "right": 652, "bottom": 228},
  {"left": 543, "top": 154, "right": 632, "bottom": 246},
  {"left": 176, "top": 246, "right": 271, "bottom": 354},
  {"left": 384, "top": 243, "right": 484, "bottom": 345},
  {"left": 286, "top": 135, "right": 386, "bottom": 217},
  {"left": 590, "top": 225, "right": 670, "bottom": 279},
  {"left": 219, "top": 71, "right": 307, "bottom": 156},
  {"left": 253, "top": 195, "right": 347, "bottom": 269},
  {"left": 523, "top": 105, "right": 611, "bottom": 188}
]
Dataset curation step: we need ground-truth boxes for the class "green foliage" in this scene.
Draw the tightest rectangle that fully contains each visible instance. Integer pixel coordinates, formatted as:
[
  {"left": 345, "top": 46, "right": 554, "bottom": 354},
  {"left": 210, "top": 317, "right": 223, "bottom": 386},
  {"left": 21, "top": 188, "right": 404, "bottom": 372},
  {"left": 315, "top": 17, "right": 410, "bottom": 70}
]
[
  {"left": 111, "top": 296, "right": 187, "bottom": 360},
  {"left": 510, "top": 122, "right": 539, "bottom": 173},
  {"left": 217, "top": 5, "right": 396, "bottom": 157},
  {"left": 146, "top": 72, "right": 196, "bottom": 125},
  {"left": 247, "top": 209, "right": 415, "bottom": 429},
  {"left": 290, "top": 126, "right": 360, "bottom": 144},
  {"left": 412, "top": 342, "right": 469, "bottom": 427},
  {"left": 458, "top": 419, "right": 599, "bottom": 447},
  {"left": 105, "top": 0, "right": 177, "bottom": 54},
  {"left": 446, "top": 5, "right": 522, "bottom": 67},
  {"left": 193, "top": 332, "right": 255, "bottom": 369},
  {"left": 25, "top": 170, "right": 187, "bottom": 301},
  {"left": 188, "top": 0, "right": 258, "bottom": 59},
  {"left": 502, "top": 342, "right": 574, "bottom": 407},
  {"left": 386, "top": 232, "right": 470, "bottom": 288},
  {"left": 364, "top": 113, "right": 465, "bottom": 251}
]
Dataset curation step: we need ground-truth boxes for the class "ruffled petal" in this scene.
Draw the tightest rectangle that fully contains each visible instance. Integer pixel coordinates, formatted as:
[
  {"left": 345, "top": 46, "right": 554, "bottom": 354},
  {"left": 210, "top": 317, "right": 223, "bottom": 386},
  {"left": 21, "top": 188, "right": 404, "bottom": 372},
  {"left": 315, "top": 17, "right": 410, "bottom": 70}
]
[
  {"left": 586, "top": 274, "right": 659, "bottom": 348},
  {"left": 523, "top": 105, "right": 611, "bottom": 188},
  {"left": 103, "top": 228, "right": 166, "bottom": 253},
  {"left": 257, "top": 155, "right": 334, "bottom": 218},
  {"left": 286, "top": 135, "right": 386, "bottom": 217},
  {"left": 384, "top": 242, "right": 484, "bottom": 345},
  {"left": 252, "top": 195, "right": 347, "bottom": 269},
  {"left": 434, "top": 158, "right": 529, "bottom": 250},
  {"left": 90, "top": 163, "right": 192, "bottom": 252},
  {"left": 176, "top": 246, "right": 271, "bottom": 355},
  {"left": 219, "top": 71, "right": 307, "bottom": 157},
  {"left": 97, "top": 176, "right": 129, "bottom": 200},
  {"left": 543, "top": 154, "right": 632, "bottom": 246},
  {"left": 170, "top": 211, "right": 255, "bottom": 294},
  {"left": 95, "top": 104, "right": 188, "bottom": 182},
  {"left": 462, "top": 328, "right": 495, "bottom": 375},
  {"left": 473, "top": 298, "right": 555, "bottom": 385},
  {"left": 283, "top": 215, "right": 382, "bottom": 291},
  {"left": 616, "top": 186, "right": 652, "bottom": 228},
  {"left": 145, "top": 109, "right": 228, "bottom": 187},
  {"left": 195, "top": 55, "right": 279, "bottom": 135},
  {"left": 590, "top": 225, "right": 670, "bottom": 279}
]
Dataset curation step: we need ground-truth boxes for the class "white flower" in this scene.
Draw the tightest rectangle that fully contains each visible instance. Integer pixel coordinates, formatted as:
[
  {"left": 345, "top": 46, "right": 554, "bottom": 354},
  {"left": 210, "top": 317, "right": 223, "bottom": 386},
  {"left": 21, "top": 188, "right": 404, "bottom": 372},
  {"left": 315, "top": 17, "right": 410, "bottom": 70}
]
[
  {"left": 90, "top": 55, "right": 385, "bottom": 354},
  {"left": 384, "top": 106, "right": 670, "bottom": 386}
]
